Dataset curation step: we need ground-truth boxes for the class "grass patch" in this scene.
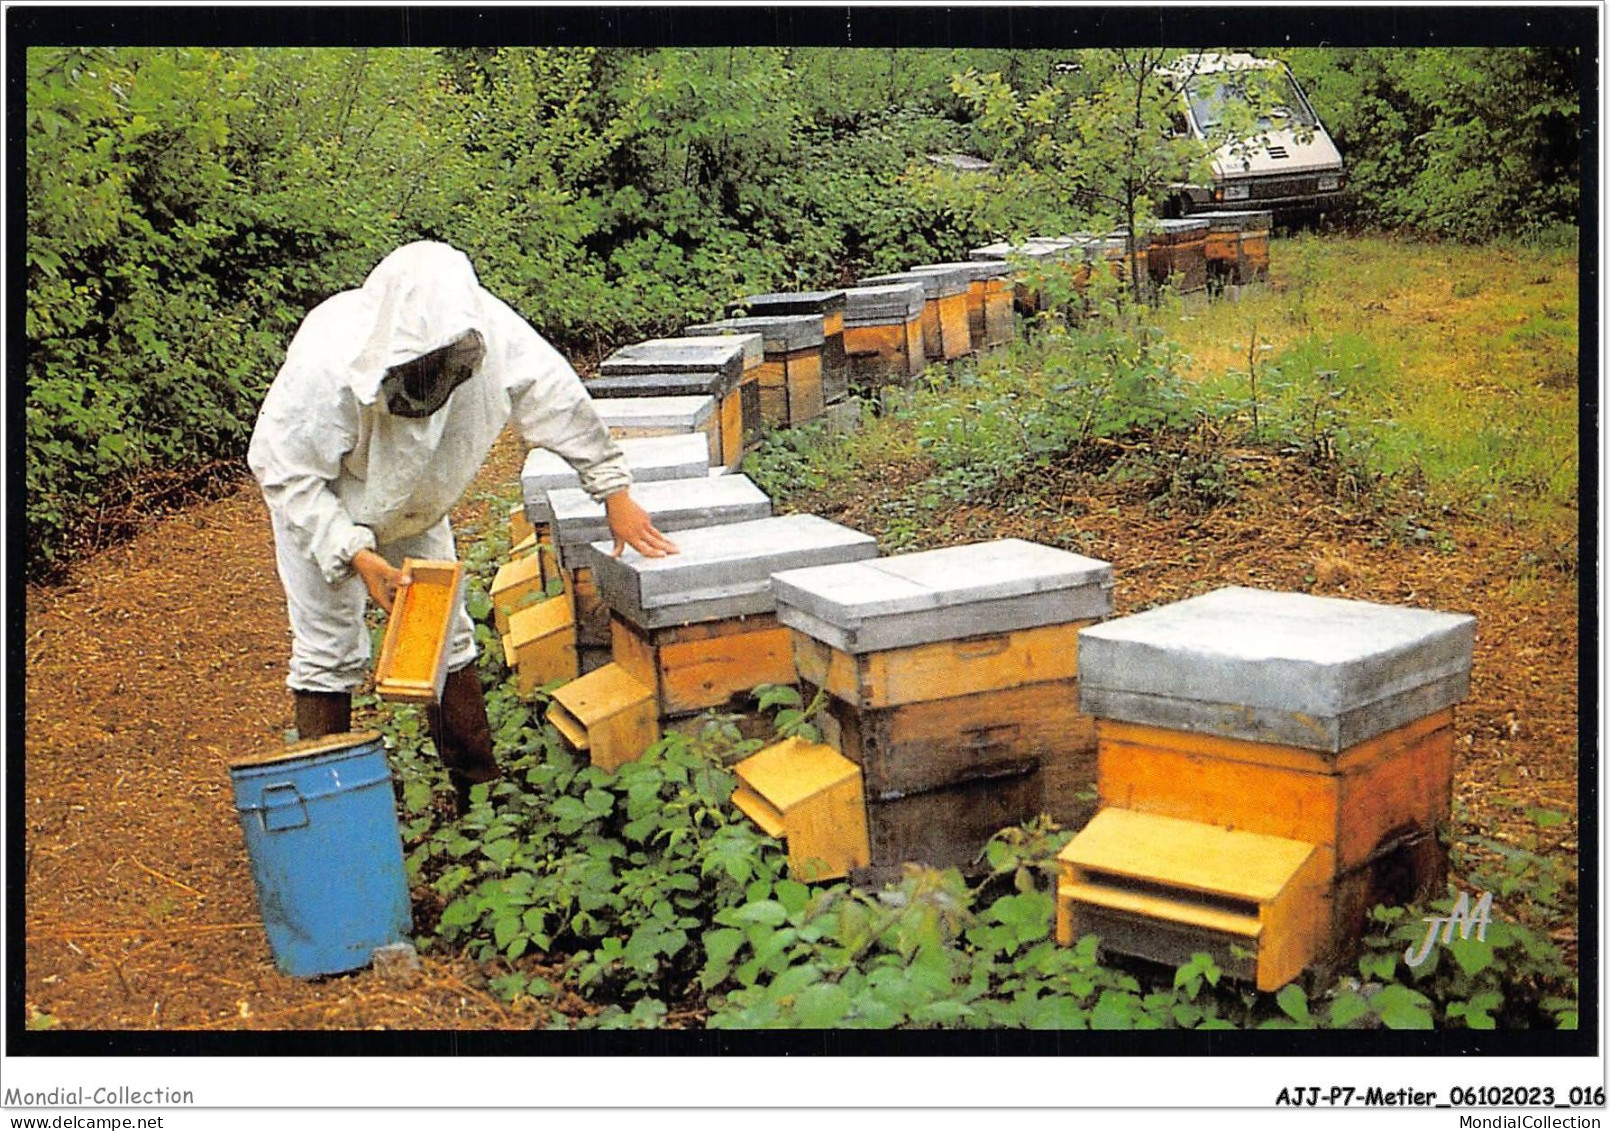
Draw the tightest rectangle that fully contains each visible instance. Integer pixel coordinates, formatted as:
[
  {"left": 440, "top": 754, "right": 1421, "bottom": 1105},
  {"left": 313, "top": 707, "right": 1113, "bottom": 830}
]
[{"left": 1162, "top": 234, "right": 1579, "bottom": 538}]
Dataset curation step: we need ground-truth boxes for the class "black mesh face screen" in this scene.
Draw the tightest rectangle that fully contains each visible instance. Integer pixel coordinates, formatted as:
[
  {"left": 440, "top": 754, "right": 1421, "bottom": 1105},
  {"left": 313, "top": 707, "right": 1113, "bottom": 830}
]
[{"left": 380, "top": 329, "right": 487, "bottom": 418}]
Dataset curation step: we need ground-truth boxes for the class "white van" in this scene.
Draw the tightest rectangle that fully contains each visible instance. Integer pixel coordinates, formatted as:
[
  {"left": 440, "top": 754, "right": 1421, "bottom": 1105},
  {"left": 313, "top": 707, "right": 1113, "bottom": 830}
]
[{"left": 1159, "top": 52, "right": 1347, "bottom": 217}]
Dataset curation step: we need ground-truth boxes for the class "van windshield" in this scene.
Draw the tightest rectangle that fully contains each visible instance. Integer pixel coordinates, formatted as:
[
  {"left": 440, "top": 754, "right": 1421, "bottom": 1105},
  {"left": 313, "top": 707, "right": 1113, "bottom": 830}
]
[{"left": 1185, "top": 70, "right": 1318, "bottom": 133}]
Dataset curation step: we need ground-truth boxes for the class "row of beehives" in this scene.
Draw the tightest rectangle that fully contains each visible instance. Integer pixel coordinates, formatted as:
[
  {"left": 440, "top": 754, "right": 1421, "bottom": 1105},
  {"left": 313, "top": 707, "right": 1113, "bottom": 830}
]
[
  {"left": 561, "top": 209, "right": 1277, "bottom": 464},
  {"left": 485, "top": 389, "right": 1475, "bottom": 990}
]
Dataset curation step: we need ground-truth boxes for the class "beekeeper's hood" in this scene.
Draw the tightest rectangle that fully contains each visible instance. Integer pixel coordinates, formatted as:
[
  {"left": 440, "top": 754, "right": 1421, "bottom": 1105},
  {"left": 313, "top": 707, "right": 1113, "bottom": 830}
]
[{"left": 348, "top": 241, "right": 489, "bottom": 413}]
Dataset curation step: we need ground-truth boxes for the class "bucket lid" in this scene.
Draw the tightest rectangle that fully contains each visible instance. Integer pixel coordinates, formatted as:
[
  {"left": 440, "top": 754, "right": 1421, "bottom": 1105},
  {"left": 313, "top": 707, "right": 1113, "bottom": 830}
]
[{"left": 230, "top": 729, "right": 383, "bottom": 772}]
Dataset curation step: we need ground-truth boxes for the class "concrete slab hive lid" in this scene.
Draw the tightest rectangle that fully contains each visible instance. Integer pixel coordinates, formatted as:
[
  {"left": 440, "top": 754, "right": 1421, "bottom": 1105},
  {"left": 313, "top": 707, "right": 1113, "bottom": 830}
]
[
  {"left": 1076, "top": 586, "right": 1477, "bottom": 752},
  {"left": 547, "top": 473, "right": 772, "bottom": 562},
  {"left": 968, "top": 242, "right": 1017, "bottom": 261},
  {"left": 521, "top": 434, "right": 710, "bottom": 523},
  {"left": 909, "top": 260, "right": 1013, "bottom": 282},
  {"left": 685, "top": 314, "right": 825, "bottom": 353},
  {"left": 1204, "top": 209, "right": 1274, "bottom": 232},
  {"left": 1155, "top": 218, "right": 1212, "bottom": 239},
  {"left": 858, "top": 268, "right": 969, "bottom": 300},
  {"left": 599, "top": 334, "right": 761, "bottom": 379},
  {"left": 842, "top": 282, "right": 927, "bottom": 326},
  {"left": 579, "top": 513, "right": 879, "bottom": 630},
  {"left": 592, "top": 395, "right": 716, "bottom": 432},
  {"left": 771, "top": 538, "right": 1115, "bottom": 653},
  {"left": 586, "top": 370, "right": 738, "bottom": 401},
  {"left": 729, "top": 290, "right": 847, "bottom": 319}
]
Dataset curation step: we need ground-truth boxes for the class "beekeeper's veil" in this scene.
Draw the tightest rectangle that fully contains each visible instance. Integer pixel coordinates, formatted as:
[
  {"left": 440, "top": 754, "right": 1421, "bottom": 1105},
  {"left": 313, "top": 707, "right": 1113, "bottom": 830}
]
[{"left": 349, "top": 241, "right": 489, "bottom": 416}]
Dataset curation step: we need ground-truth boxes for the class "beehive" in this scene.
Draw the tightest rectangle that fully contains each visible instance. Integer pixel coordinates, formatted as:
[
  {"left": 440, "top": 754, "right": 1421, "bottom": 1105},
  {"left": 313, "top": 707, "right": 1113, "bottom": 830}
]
[
  {"left": 1146, "top": 218, "right": 1210, "bottom": 293},
  {"left": 587, "top": 370, "right": 748, "bottom": 467},
  {"left": 911, "top": 260, "right": 1014, "bottom": 348},
  {"left": 686, "top": 315, "right": 827, "bottom": 429},
  {"left": 840, "top": 283, "right": 926, "bottom": 393},
  {"left": 602, "top": 338, "right": 763, "bottom": 470},
  {"left": 501, "top": 595, "right": 577, "bottom": 694},
  {"left": 520, "top": 433, "right": 711, "bottom": 528},
  {"left": 729, "top": 290, "right": 849, "bottom": 405},
  {"left": 1202, "top": 209, "right": 1273, "bottom": 285},
  {"left": 859, "top": 269, "right": 972, "bottom": 362},
  {"left": 546, "top": 663, "right": 661, "bottom": 772},
  {"left": 1070, "top": 586, "right": 1476, "bottom": 979},
  {"left": 580, "top": 514, "right": 879, "bottom": 632},
  {"left": 1055, "top": 809, "right": 1329, "bottom": 992},
  {"left": 591, "top": 395, "right": 722, "bottom": 470},
  {"left": 374, "top": 559, "right": 463, "bottom": 704},
  {"left": 546, "top": 473, "right": 772, "bottom": 572},
  {"left": 489, "top": 552, "right": 546, "bottom": 637},
  {"left": 969, "top": 239, "right": 1079, "bottom": 313},
  {"left": 772, "top": 539, "right": 1115, "bottom": 872},
  {"left": 732, "top": 737, "right": 871, "bottom": 881}
]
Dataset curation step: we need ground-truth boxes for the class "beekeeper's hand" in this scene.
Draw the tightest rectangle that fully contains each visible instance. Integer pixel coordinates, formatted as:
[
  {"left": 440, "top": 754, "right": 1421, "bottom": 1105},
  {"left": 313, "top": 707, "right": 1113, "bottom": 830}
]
[
  {"left": 354, "top": 548, "right": 412, "bottom": 612},
  {"left": 605, "top": 490, "right": 679, "bottom": 559}
]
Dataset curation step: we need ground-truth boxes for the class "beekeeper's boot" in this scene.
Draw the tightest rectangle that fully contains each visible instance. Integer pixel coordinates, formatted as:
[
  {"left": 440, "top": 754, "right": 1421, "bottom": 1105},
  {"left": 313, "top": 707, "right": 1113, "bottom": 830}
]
[
  {"left": 292, "top": 690, "right": 351, "bottom": 742},
  {"left": 430, "top": 663, "right": 501, "bottom": 816}
]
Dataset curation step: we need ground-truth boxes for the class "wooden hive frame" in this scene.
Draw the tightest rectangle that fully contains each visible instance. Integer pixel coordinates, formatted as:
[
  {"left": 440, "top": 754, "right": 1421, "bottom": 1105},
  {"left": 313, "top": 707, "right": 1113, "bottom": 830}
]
[
  {"left": 732, "top": 737, "right": 871, "bottom": 881},
  {"left": 501, "top": 595, "right": 578, "bottom": 695},
  {"left": 490, "top": 552, "right": 546, "bottom": 637},
  {"left": 375, "top": 559, "right": 463, "bottom": 704},
  {"left": 546, "top": 663, "right": 661, "bottom": 772},
  {"left": 611, "top": 612, "right": 797, "bottom": 718},
  {"left": 1055, "top": 808, "right": 1329, "bottom": 992}
]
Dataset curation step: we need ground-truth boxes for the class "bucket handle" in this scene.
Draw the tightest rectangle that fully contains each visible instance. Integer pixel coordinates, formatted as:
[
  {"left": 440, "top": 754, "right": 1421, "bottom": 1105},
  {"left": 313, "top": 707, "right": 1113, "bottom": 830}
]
[{"left": 259, "top": 782, "right": 310, "bottom": 833}]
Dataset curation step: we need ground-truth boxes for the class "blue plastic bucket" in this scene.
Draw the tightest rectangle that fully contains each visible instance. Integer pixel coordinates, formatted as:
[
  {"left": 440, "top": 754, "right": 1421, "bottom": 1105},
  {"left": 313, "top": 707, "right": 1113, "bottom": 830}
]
[{"left": 229, "top": 730, "right": 412, "bottom": 978}]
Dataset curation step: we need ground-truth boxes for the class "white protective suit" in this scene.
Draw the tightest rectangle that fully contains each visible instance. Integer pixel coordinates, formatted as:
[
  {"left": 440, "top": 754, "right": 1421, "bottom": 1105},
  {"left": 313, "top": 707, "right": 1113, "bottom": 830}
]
[{"left": 248, "top": 241, "right": 629, "bottom": 693}]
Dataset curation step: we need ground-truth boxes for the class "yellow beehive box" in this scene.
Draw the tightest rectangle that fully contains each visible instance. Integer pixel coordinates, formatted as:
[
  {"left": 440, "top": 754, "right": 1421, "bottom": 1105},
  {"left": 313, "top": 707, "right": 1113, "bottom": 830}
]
[
  {"left": 790, "top": 620, "right": 1094, "bottom": 710},
  {"left": 732, "top": 737, "right": 871, "bottom": 881},
  {"left": 490, "top": 552, "right": 546, "bottom": 637},
  {"left": 611, "top": 612, "right": 796, "bottom": 718},
  {"left": 501, "top": 597, "right": 578, "bottom": 695},
  {"left": 547, "top": 663, "right": 660, "bottom": 772},
  {"left": 508, "top": 502, "right": 534, "bottom": 548},
  {"left": 1055, "top": 808, "right": 1328, "bottom": 992},
  {"left": 374, "top": 559, "right": 462, "bottom": 704}
]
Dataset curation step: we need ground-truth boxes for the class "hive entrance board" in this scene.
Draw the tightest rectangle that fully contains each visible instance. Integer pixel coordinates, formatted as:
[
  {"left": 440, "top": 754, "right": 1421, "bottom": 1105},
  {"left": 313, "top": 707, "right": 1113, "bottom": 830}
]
[
  {"left": 1055, "top": 808, "right": 1327, "bottom": 991},
  {"left": 375, "top": 559, "right": 462, "bottom": 704},
  {"left": 732, "top": 738, "right": 870, "bottom": 881},
  {"left": 501, "top": 597, "right": 578, "bottom": 694},
  {"left": 546, "top": 663, "right": 660, "bottom": 772}
]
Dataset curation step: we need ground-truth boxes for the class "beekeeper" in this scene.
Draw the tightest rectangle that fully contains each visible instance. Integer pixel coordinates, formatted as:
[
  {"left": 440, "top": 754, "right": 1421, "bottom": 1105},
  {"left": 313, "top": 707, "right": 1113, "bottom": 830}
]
[{"left": 249, "top": 241, "right": 676, "bottom": 811}]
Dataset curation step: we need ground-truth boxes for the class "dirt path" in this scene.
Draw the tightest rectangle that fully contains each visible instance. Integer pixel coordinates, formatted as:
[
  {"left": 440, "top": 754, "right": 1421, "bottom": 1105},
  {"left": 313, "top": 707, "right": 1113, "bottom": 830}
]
[{"left": 22, "top": 432, "right": 548, "bottom": 1031}]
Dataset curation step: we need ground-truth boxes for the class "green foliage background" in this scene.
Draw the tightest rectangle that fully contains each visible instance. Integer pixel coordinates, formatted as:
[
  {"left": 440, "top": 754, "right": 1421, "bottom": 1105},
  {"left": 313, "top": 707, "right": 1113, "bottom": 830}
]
[{"left": 24, "top": 45, "right": 1581, "bottom": 575}]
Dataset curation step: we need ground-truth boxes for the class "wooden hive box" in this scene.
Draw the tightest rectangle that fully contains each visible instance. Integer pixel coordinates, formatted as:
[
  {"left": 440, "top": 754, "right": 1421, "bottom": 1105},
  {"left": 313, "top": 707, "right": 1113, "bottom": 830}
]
[
  {"left": 911, "top": 261, "right": 1013, "bottom": 349},
  {"left": 841, "top": 283, "right": 926, "bottom": 392},
  {"left": 687, "top": 315, "right": 827, "bottom": 429},
  {"left": 1055, "top": 808, "right": 1329, "bottom": 992},
  {"left": 375, "top": 559, "right": 463, "bottom": 704},
  {"left": 507, "top": 503, "right": 534, "bottom": 549},
  {"left": 521, "top": 434, "right": 711, "bottom": 528},
  {"left": 489, "top": 552, "right": 546, "bottom": 638},
  {"left": 501, "top": 596, "right": 577, "bottom": 695},
  {"left": 773, "top": 539, "right": 1115, "bottom": 857},
  {"left": 730, "top": 291, "right": 849, "bottom": 405},
  {"left": 546, "top": 663, "right": 660, "bottom": 772},
  {"left": 546, "top": 474, "right": 772, "bottom": 573},
  {"left": 860, "top": 269, "right": 971, "bottom": 362},
  {"left": 732, "top": 737, "right": 870, "bottom": 881},
  {"left": 1202, "top": 209, "right": 1273, "bottom": 285},
  {"left": 592, "top": 395, "right": 723, "bottom": 471},
  {"left": 611, "top": 611, "right": 796, "bottom": 717},
  {"left": 1146, "top": 219, "right": 1210, "bottom": 293},
  {"left": 1079, "top": 586, "right": 1474, "bottom": 963}
]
